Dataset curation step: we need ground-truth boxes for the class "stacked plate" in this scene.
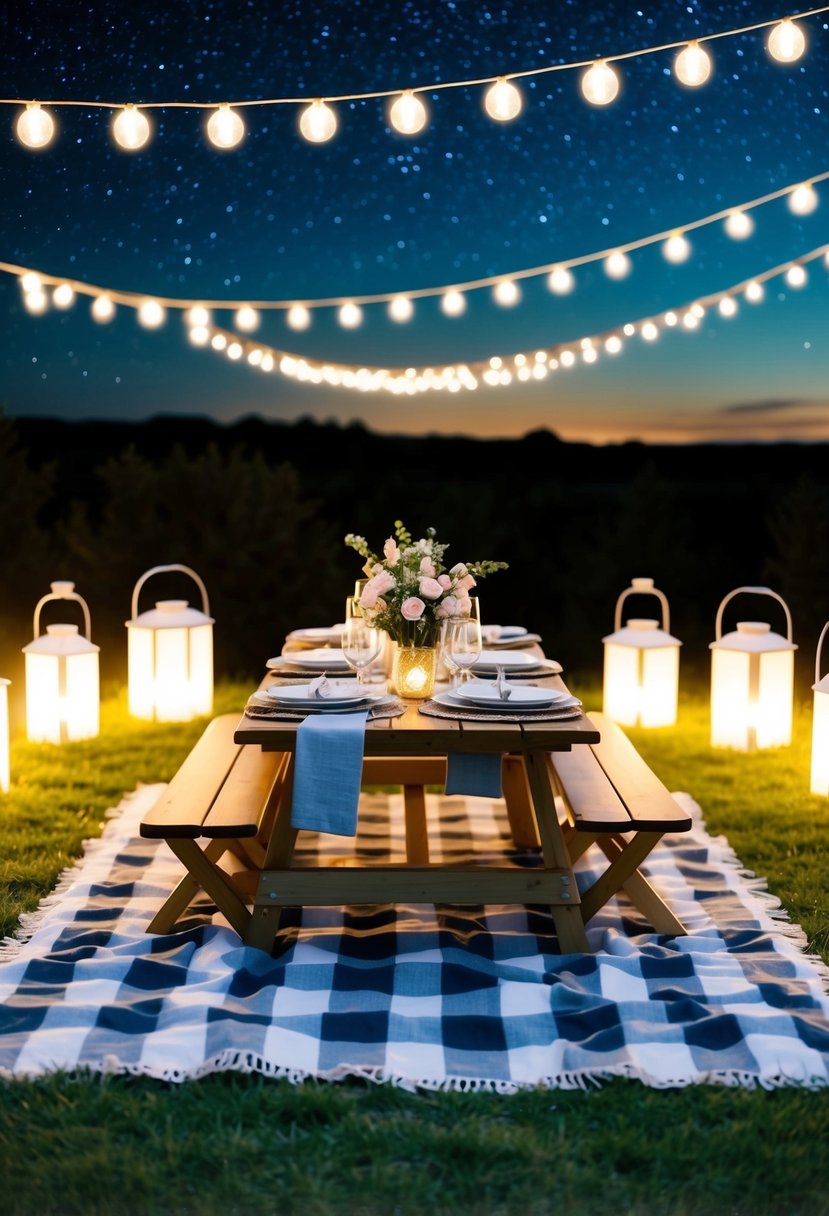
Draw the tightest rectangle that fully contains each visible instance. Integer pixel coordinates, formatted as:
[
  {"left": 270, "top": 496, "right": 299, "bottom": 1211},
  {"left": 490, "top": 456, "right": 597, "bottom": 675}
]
[
  {"left": 285, "top": 625, "right": 345, "bottom": 646},
  {"left": 432, "top": 679, "right": 580, "bottom": 715},
  {"left": 470, "top": 649, "right": 562, "bottom": 678},
  {"left": 252, "top": 679, "right": 398, "bottom": 715},
  {"left": 267, "top": 647, "right": 352, "bottom": 675}
]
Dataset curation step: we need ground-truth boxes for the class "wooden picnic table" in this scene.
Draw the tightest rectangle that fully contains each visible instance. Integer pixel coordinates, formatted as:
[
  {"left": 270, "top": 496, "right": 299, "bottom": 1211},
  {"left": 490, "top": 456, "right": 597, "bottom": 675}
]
[{"left": 141, "top": 646, "right": 692, "bottom": 954}]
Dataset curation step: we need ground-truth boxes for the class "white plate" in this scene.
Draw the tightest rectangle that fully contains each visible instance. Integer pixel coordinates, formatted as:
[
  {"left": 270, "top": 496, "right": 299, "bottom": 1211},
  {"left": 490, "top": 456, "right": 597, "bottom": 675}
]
[
  {"left": 455, "top": 682, "right": 565, "bottom": 708},
  {"left": 267, "top": 648, "right": 350, "bottom": 671},
  {"left": 267, "top": 680, "right": 380, "bottom": 708},
  {"left": 471, "top": 648, "right": 539, "bottom": 670},
  {"left": 481, "top": 625, "right": 527, "bottom": 642},
  {"left": 286, "top": 625, "right": 345, "bottom": 643},
  {"left": 432, "top": 688, "right": 580, "bottom": 713}
]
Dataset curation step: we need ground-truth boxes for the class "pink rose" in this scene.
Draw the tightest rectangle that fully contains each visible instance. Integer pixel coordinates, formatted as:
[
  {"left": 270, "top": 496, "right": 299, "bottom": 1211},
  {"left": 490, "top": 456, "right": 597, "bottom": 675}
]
[
  {"left": 360, "top": 570, "right": 396, "bottom": 609},
  {"left": 419, "top": 556, "right": 436, "bottom": 578},
  {"left": 455, "top": 595, "right": 472, "bottom": 617},
  {"left": 437, "top": 574, "right": 451, "bottom": 589},
  {"left": 419, "top": 576, "right": 443, "bottom": 600},
  {"left": 401, "top": 596, "right": 426, "bottom": 621},
  {"left": 383, "top": 537, "right": 400, "bottom": 565},
  {"left": 449, "top": 563, "right": 468, "bottom": 577},
  {"left": 454, "top": 573, "right": 476, "bottom": 594},
  {"left": 435, "top": 595, "right": 458, "bottom": 619}
]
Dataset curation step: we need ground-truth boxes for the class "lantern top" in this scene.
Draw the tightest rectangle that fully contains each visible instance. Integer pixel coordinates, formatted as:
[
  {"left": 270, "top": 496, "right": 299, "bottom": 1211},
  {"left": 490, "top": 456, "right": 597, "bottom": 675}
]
[
  {"left": 603, "top": 618, "right": 682, "bottom": 648},
  {"left": 126, "top": 599, "right": 214, "bottom": 630},
  {"left": 710, "top": 620, "right": 797, "bottom": 653},
  {"left": 23, "top": 622, "right": 100, "bottom": 655},
  {"left": 814, "top": 674, "right": 829, "bottom": 695},
  {"left": 613, "top": 577, "right": 674, "bottom": 635}
]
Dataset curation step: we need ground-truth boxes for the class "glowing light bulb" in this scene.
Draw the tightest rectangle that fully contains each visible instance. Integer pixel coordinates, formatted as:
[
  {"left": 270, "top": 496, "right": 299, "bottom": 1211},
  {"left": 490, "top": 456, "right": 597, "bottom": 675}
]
[
  {"left": 663, "top": 233, "right": 691, "bottom": 263},
  {"left": 641, "top": 321, "right": 659, "bottom": 341},
  {"left": 441, "top": 290, "right": 466, "bottom": 317},
  {"left": 623, "top": 323, "right": 636, "bottom": 336},
  {"left": 111, "top": 105, "right": 151, "bottom": 151},
  {"left": 605, "top": 250, "right": 631, "bottom": 279},
  {"left": 286, "top": 305, "right": 311, "bottom": 330},
  {"left": 388, "top": 91, "right": 428, "bottom": 135},
  {"left": 745, "top": 280, "right": 765, "bottom": 303},
  {"left": 206, "top": 105, "right": 245, "bottom": 150},
  {"left": 664, "top": 311, "right": 678, "bottom": 327},
  {"left": 547, "top": 266, "right": 574, "bottom": 294},
  {"left": 248, "top": 348, "right": 263, "bottom": 366},
  {"left": 299, "top": 100, "right": 337, "bottom": 144},
  {"left": 691, "top": 302, "right": 705, "bottom": 318},
  {"left": 605, "top": 335, "right": 623, "bottom": 354},
  {"left": 20, "top": 272, "right": 42, "bottom": 294},
  {"left": 789, "top": 183, "right": 818, "bottom": 215},
  {"left": 338, "top": 302, "right": 363, "bottom": 328},
  {"left": 767, "top": 18, "right": 806, "bottom": 64},
  {"left": 91, "top": 294, "right": 115, "bottom": 323},
  {"left": 483, "top": 77, "right": 523, "bottom": 122},
  {"left": 235, "top": 306, "right": 260, "bottom": 332},
  {"left": 560, "top": 350, "right": 576, "bottom": 368},
  {"left": 24, "top": 289, "right": 48, "bottom": 314},
  {"left": 188, "top": 325, "right": 210, "bottom": 345},
  {"left": 718, "top": 297, "right": 738, "bottom": 318},
  {"left": 582, "top": 346, "right": 598, "bottom": 363},
  {"left": 581, "top": 60, "right": 620, "bottom": 106},
  {"left": 682, "top": 311, "right": 699, "bottom": 329},
  {"left": 137, "top": 299, "right": 165, "bottom": 328},
  {"left": 16, "top": 103, "right": 56, "bottom": 149},
  {"left": 211, "top": 333, "right": 227, "bottom": 351},
  {"left": 724, "top": 210, "right": 754, "bottom": 239},
  {"left": 261, "top": 354, "right": 274, "bottom": 372},
  {"left": 493, "top": 279, "right": 520, "bottom": 307},
  {"left": 785, "top": 264, "right": 807, "bottom": 288},
  {"left": 185, "top": 306, "right": 210, "bottom": 328},
  {"left": 388, "top": 295, "right": 414, "bottom": 322},
  {"left": 227, "top": 342, "right": 243, "bottom": 360},
  {"left": 673, "top": 41, "right": 712, "bottom": 87},
  {"left": 52, "top": 283, "right": 75, "bottom": 309}
]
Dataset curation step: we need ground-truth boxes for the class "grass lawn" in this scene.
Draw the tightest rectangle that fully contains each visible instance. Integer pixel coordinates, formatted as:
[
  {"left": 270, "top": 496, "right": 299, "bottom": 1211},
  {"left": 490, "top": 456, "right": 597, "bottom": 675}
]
[{"left": 0, "top": 677, "right": 827, "bottom": 1216}]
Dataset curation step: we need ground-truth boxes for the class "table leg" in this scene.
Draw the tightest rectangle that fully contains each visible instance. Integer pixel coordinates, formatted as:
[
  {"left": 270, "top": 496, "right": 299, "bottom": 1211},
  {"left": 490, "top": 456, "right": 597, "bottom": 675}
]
[
  {"left": 501, "top": 755, "right": 540, "bottom": 849},
  {"left": 522, "top": 750, "right": 589, "bottom": 953},
  {"left": 245, "top": 759, "right": 299, "bottom": 952},
  {"left": 403, "top": 784, "right": 430, "bottom": 864}
]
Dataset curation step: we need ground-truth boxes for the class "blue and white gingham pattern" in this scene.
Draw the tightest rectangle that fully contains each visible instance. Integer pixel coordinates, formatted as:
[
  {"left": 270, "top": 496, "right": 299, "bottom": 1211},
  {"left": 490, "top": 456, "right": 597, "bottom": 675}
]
[{"left": 1, "top": 783, "right": 828, "bottom": 1090}]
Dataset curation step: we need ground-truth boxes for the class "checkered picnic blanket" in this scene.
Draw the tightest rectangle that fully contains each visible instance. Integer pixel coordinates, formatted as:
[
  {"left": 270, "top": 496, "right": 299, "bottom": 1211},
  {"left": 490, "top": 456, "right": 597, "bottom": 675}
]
[{"left": 1, "top": 784, "right": 828, "bottom": 1091}]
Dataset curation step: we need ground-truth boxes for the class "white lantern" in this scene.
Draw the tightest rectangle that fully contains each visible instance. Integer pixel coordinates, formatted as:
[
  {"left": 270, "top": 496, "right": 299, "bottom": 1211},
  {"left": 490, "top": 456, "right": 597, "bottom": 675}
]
[
  {"left": 810, "top": 622, "right": 829, "bottom": 795},
  {"left": 127, "top": 564, "right": 214, "bottom": 722},
  {"left": 0, "top": 678, "right": 9, "bottom": 793},
  {"left": 710, "top": 586, "right": 797, "bottom": 751},
  {"left": 23, "top": 582, "right": 100, "bottom": 744},
  {"left": 602, "top": 577, "right": 681, "bottom": 727}
]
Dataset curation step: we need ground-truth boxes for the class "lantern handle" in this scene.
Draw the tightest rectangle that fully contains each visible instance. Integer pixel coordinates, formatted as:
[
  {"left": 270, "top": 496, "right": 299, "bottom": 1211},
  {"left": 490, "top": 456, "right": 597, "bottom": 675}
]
[
  {"left": 816, "top": 621, "right": 829, "bottom": 685},
  {"left": 33, "top": 582, "right": 92, "bottom": 641},
  {"left": 614, "top": 577, "right": 670, "bottom": 633},
  {"left": 715, "top": 585, "right": 793, "bottom": 643},
  {"left": 131, "top": 564, "right": 210, "bottom": 621}
]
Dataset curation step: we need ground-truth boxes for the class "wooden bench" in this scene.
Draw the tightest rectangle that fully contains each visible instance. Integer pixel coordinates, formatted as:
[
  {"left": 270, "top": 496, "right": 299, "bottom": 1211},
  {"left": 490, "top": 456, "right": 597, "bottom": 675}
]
[
  {"left": 140, "top": 715, "right": 291, "bottom": 939},
  {"left": 549, "top": 711, "right": 693, "bottom": 934}
]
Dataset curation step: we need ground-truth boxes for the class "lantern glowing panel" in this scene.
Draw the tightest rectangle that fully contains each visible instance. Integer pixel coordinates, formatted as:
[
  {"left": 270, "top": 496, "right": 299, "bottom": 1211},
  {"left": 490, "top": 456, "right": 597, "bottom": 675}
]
[
  {"left": 23, "top": 583, "right": 100, "bottom": 744},
  {"left": 810, "top": 622, "right": 829, "bottom": 796},
  {"left": 710, "top": 587, "right": 796, "bottom": 751},
  {"left": 602, "top": 578, "right": 681, "bottom": 728},
  {"left": 126, "top": 565, "right": 214, "bottom": 722},
  {"left": 0, "top": 678, "right": 9, "bottom": 793}
]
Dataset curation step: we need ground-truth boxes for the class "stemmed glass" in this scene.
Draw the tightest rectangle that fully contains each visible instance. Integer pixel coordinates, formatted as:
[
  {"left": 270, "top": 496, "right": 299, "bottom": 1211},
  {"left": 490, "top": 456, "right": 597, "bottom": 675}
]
[
  {"left": 341, "top": 604, "right": 382, "bottom": 686},
  {"left": 442, "top": 605, "right": 482, "bottom": 688}
]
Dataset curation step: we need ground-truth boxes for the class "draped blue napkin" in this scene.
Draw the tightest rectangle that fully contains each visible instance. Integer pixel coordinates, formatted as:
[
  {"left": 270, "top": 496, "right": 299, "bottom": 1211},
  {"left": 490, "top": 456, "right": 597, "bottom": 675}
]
[
  {"left": 445, "top": 751, "right": 503, "bottom": 798},
  {"left": 290, "top": 711, "right": 369, "bottom": 836}
]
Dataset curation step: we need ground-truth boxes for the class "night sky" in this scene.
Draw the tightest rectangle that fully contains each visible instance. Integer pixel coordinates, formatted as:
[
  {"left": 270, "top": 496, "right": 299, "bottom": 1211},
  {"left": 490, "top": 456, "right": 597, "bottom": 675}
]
[{"left": 2, "top": 0, "right": 828, "bottom": 442}]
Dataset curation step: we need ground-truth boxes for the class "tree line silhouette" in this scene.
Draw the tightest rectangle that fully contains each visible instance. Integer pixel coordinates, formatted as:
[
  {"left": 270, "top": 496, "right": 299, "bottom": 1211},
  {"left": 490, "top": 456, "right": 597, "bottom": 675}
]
[{"left": 1, "top": 409, "right": 828, "bottom": 714}]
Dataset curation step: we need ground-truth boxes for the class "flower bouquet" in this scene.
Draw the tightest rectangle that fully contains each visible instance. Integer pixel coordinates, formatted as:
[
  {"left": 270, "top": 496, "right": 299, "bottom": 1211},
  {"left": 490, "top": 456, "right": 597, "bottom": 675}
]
[{"left": 344, "top": 521, "right": 507, "bottom": 696}]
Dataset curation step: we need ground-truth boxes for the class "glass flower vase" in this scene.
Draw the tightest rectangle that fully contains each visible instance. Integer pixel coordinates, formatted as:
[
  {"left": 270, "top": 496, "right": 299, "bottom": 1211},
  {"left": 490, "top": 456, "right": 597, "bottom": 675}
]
[{"left": 391, "top": 644, "right": 438, "bottom": 699}]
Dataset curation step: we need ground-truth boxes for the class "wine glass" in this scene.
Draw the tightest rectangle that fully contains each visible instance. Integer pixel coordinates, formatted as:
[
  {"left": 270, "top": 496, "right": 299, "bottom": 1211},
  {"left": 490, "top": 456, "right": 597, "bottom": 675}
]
[
  {"left": 445, "top": 614, "right": 482, "bottom": 686},
  {"left": 341, "top": 616, "right": 382, "bottom": 685}
]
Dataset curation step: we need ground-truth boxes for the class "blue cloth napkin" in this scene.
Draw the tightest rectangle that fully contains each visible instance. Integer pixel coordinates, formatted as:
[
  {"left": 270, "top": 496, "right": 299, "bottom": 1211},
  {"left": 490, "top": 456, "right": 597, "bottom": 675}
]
[
  {"left": 445, "top": 751, "right": 503, "bottom": 798},
  {"left": 290, "top": 711, "right": 369, "bottom": 836}
]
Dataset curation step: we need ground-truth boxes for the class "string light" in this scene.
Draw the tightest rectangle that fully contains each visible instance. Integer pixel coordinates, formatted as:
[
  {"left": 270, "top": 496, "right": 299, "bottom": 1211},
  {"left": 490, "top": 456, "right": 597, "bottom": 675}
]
[
  {"left": 789, "top": 182, "right": 819, "bottom": 214},
  {"left": 724, "top": 209, "right": 754, "bottom": 238},
  {"left": 767, "top": 17, "right": 807, "bottom": 62},
  {"left": 52, "top": 283, "right": 75, "bottom": 309},
  {"left": 547, "top": 266, "right": 575, "bottom": 295},
  {"left": 493, "top": 280, "right": 520, "bottom": 307},
  {"left": 663, "top": 233, "right": 692, "bottom": 263},
  {"left": 785, "top": 263, "right": 808, "bottom": 287},
  {"left": 605, "top": 250, "right": 632, "bottom": 279},
  {"left": 581, "top": 60, "right": 621, "bottom": 106},
  {"left": 137, "top": 300, "right": 165, "bottom": 328},
  {"left": 299, "top": 100, "right": 337, "bottom": 143},
  {"left": 15, "top": 103, "right": 56, "bottom": 149},
  {"left": 286, "top": 305, "right": 312, "bottom": 330},
  {"left": 388, "top": 295, "right": 414, "bottom": 322},
  {"left": 91, "top": 294, "right": 115, "bottom": 323},
  {"left": 441, "top": 290, "right": 466, "bottom": 317},
  {"left": 205, "top": 104, "right": 245, "bottom": 149},
  {"left": 111, "top": 105, "right": 152, "bottom": 151},
  {"left": 234, "top": 306, "right": 260, "bottom": 332},
  {"left": 388, "top": 91, "right": 428, "bottom": 135},
  {"left": 745, "top": 280, "right": 765, "bottom": 302},
  {"left": 483, "top": 77, "right": 523, "bottom": 121},
  {"left": 673, "top": 41, "right": 713, "bottom": 87},
  {"left": 718, "top": 296, "right": 738, "bottom": 317},
  {"left": 338, "top": 301, "right": 362, "bottom": 328},
  {"left": 185, "top": 306, "right": 211, "bottom": 327}
]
